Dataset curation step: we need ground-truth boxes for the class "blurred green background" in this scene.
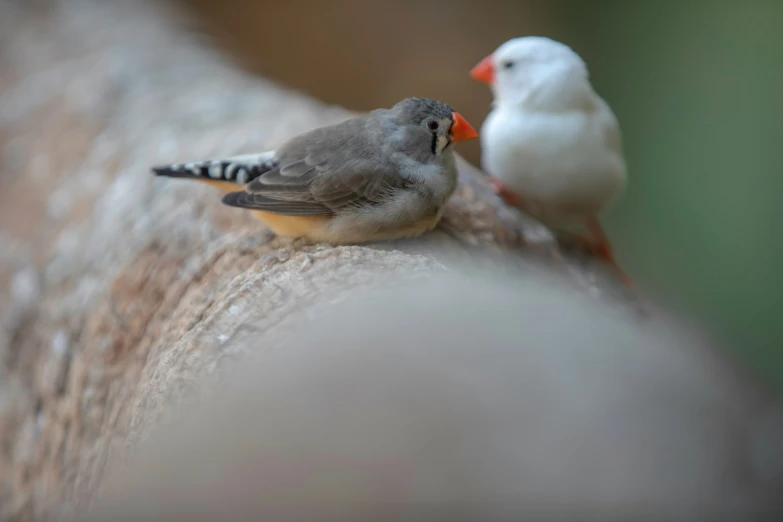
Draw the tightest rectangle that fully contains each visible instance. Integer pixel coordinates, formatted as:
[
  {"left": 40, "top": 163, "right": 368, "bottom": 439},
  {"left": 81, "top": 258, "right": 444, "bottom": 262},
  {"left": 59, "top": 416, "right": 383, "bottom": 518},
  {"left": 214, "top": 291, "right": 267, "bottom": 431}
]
[
  {"left": 185, "top": 0, "right": 783, "bottom": 394},
  {"left": 563, "top": 1, "right": 783, "bottom": 395}
]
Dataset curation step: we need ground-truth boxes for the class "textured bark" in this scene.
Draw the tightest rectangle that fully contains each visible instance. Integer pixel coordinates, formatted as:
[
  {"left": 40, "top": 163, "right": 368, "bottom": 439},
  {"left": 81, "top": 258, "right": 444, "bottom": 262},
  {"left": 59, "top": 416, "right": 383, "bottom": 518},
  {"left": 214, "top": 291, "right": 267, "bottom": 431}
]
[{"left": 0, "top": 1, "right": 780, "bottom": 521}]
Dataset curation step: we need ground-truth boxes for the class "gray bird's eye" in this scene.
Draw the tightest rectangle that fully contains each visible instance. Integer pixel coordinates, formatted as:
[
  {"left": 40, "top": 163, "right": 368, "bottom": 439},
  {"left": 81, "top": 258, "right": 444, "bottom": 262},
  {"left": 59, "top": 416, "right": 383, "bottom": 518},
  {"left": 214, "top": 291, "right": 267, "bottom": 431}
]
[
  {"left": 427, "top": 120, "right": 439, "bottom": 131},
  {"left": 502, "top": 61, "right": 514, "bottom": 69}
]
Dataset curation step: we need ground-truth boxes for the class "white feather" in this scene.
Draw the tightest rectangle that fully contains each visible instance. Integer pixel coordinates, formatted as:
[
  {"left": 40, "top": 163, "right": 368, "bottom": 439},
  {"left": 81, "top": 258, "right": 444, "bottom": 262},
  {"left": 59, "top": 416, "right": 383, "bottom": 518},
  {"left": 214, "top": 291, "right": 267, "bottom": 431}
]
[{"left": 479, "top": 37, "right": 627, "bottom": 223}]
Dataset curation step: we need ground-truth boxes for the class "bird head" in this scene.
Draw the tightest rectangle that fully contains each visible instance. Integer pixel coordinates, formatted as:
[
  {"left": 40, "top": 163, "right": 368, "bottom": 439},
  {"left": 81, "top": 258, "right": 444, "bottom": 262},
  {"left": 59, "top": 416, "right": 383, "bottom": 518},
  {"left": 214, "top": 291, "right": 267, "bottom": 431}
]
[
  {"left": 471, "top": 37, "right": 590, "bottom": 109},
  {"left": 389, "top": 97, "right": 478, "bottom": 157}
]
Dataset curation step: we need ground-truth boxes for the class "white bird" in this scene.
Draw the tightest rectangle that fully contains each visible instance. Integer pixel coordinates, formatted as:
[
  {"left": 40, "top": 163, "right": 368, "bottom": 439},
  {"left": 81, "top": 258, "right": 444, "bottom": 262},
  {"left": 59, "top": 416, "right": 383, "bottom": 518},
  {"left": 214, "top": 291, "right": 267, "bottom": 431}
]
[{"left": 471, "top": 37, "right": 629, "bottom": 281}]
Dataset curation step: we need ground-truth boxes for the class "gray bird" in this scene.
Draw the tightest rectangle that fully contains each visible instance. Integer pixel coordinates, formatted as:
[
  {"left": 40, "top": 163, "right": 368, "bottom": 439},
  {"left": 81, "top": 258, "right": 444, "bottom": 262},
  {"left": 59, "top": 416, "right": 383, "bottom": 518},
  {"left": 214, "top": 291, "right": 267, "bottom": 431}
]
[{"left": 151, "top": 97, "right": 478, "bottom": 244}]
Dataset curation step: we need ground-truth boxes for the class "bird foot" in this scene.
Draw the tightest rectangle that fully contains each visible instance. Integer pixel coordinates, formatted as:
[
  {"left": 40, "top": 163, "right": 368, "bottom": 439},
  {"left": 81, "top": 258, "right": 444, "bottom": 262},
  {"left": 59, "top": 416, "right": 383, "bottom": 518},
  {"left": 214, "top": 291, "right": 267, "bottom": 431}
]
[
  {"left": 576, "top": 235, "right": 634, "bottom": 288},
  {"left": 577, "top": 235, "right": 614, "bottom": 262}
]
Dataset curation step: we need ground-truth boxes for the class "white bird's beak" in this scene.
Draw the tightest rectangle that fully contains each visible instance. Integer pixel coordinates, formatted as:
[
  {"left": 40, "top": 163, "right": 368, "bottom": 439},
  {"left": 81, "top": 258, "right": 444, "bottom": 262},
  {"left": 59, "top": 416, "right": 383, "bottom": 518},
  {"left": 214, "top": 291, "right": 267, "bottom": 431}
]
[{"left": 470, "top": 55, "right": 495, "bottom": 85}]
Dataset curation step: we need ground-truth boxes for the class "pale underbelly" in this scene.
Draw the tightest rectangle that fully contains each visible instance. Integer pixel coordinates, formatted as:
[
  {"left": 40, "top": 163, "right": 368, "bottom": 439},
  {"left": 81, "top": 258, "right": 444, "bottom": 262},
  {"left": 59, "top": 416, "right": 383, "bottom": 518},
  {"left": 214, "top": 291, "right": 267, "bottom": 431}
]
[
  {"left": 489, "top": 156, "right": 624, "bottom": 223},
  {"left": 251, "top": 209, "right": 443, "bottom": 244}
]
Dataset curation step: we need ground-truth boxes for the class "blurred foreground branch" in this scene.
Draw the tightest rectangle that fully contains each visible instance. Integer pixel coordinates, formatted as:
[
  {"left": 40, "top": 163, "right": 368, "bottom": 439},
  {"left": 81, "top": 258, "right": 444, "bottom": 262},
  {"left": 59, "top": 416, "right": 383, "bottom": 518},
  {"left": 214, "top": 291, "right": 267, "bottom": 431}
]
[
  {"left": 0, "top": 1, "right": 780, "bottom": 521},
  {"left": 79, "top": 272, "right": 783, "bottom": 521}
]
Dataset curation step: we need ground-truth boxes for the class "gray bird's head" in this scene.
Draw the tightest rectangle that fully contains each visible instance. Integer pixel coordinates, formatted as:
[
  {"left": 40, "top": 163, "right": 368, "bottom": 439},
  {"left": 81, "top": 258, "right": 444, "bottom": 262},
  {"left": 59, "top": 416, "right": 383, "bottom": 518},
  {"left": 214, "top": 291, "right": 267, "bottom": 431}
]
[
  {"left": 386, "top": 97, "right": 478, "bottom": 158},
  {"left": 471, "top": 37, "right": 593, "bottom": 110}
]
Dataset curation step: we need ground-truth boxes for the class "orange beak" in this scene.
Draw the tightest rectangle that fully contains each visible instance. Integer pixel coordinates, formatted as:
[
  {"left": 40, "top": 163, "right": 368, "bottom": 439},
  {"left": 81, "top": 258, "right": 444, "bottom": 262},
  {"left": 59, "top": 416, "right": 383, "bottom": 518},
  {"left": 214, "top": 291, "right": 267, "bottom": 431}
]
[
  {"left": 450, "top": 112, "right": 478, "bottom": 143},
  {"left": 470, "top": 55, "right": 495, "bottom": 85}
]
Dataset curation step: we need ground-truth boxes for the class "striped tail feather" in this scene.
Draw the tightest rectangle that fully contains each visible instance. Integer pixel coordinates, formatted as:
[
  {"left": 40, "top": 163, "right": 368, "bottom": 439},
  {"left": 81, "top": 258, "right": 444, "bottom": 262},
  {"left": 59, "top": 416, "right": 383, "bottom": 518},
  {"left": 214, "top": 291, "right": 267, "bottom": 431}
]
[{"left": 151, "top": 152, "right": 278, "bottom": 186}]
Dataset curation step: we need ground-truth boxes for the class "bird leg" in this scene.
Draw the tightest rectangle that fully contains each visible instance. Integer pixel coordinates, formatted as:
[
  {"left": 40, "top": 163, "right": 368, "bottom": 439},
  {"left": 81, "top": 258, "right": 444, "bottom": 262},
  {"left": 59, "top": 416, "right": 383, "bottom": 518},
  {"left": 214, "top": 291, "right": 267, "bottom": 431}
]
[
  {"left": 582, "top": 216, "right": 633, "bottom": 287},
  {"left": 489, "top": 179, "right": 634, "bottom": 288},
  {"left": 489, "top": 178, "right": 527, "bottom": 208},
  {"left": 583, "top": 216, "right": 614, "bottom": 262}
]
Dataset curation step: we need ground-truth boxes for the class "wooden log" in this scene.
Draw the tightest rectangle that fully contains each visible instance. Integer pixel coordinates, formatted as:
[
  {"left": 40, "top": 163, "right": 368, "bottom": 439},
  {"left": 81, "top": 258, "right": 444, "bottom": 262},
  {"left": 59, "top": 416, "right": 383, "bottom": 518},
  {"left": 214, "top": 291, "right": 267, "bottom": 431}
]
[{"left": 0, "top": 1, "right": 779, "bottom": 520}]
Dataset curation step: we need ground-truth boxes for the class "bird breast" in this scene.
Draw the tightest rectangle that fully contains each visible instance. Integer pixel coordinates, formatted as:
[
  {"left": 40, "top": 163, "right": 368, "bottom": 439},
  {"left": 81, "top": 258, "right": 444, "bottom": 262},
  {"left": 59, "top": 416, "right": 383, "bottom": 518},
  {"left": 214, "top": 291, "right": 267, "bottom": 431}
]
[
  {"left": 391, "top": 149, "right": 458, "bottom": 204},
  {"left": 481, "top": 107, "right": 626, "bottom": 218}
]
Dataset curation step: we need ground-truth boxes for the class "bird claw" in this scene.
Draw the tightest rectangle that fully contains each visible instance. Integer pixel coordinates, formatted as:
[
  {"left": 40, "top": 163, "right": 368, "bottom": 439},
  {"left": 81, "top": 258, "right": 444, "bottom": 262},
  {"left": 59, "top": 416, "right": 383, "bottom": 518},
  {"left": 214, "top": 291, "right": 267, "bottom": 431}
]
[
  {"left": 578, "top": 235, "right": 613, "bottom": 262},
  {"left": 575, "top": 235, "right": 634, "bottom": 288},
  {"left": 488, "top": 178, "right": 504, "bottom": 195}
]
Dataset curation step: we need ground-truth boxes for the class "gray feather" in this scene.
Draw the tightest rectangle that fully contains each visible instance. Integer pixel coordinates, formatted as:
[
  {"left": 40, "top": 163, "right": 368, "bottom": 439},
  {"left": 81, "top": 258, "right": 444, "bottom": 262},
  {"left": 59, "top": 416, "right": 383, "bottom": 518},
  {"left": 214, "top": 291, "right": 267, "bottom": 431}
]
[
  {"left": 222, "top": 101, "right": 453, "bottom": 217},
  {"left": 222, "top": 191, "right": 332, "bottom": 216}
]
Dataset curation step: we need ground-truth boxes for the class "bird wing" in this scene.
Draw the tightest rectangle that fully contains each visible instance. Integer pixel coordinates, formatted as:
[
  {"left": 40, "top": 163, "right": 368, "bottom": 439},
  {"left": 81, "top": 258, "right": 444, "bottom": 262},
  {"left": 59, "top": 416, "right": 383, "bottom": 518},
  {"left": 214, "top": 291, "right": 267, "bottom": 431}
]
[
  {"left": 595, "top": 97, "right": 623, "bottom": 155},
  {"left": 221, "top": 117, "right": 414, "bottom": 216}
]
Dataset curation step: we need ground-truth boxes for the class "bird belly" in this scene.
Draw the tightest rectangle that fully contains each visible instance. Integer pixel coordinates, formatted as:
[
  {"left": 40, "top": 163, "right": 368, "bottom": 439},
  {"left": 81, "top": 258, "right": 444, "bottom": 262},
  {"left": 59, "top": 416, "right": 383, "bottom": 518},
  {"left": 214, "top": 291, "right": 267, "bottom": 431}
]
[
  {"left": 390, "top": 210, "right": 443, "bottom": 239},
  {"left": 251, "top": 212, "right": 334, "bottom": 240},
  {"left": 482, "top": 110, "right": 625, "bottom": 223},
  {"left": 250, "top": 210, "right": 441, "bottom": 244},
  {"left": 495, "top": 155, "right": 623, "bottom": 221},
  {"left": 249, "top": 182, "right": 449, "bottom": 245}
]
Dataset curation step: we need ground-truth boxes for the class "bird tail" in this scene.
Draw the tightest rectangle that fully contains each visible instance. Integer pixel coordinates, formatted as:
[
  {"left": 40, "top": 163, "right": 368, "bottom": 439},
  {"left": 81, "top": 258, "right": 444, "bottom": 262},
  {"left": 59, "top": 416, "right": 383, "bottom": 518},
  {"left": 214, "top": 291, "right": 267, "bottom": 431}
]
[{"left": 151, "top": 152, "right": 277, "bottom": 188}]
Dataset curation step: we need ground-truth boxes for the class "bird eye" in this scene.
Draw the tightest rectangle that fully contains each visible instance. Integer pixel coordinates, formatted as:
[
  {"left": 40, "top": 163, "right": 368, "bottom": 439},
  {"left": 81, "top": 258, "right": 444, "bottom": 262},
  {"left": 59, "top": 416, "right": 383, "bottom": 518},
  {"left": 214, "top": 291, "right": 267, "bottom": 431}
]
[
  {"left": 427, "top": 120, "right": 439, "bottom": 131},
  {"left": 502, "top": 61, "right": 514, "bottom": 69}
]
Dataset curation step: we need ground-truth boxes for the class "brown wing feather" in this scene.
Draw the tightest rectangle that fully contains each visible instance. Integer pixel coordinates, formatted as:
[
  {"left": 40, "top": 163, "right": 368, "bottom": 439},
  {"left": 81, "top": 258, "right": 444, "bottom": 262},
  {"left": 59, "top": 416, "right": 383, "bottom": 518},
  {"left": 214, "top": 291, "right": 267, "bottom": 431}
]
[{"left": 221, "top": 115, "right": 415, "bottom": 216}]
